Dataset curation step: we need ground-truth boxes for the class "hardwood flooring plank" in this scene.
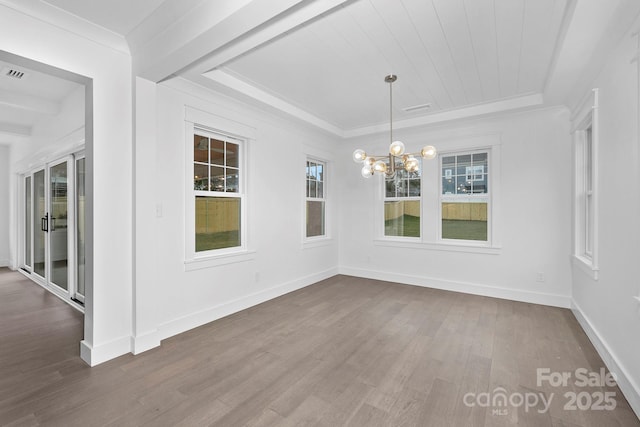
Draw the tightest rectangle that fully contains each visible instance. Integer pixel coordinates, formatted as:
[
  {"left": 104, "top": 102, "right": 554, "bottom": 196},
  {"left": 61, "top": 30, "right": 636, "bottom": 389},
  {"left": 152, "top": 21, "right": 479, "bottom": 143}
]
[{"left": 0, "top": 270, "right": 638, "bottom": 426}]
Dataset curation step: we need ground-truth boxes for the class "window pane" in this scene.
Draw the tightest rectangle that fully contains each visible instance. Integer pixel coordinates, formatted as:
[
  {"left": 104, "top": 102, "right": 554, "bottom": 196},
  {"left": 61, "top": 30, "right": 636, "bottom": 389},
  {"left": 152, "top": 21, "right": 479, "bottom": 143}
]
[
  {"left": 385, "top": 179, "right": 396, "bottom": 197},
  {"left": 225, "top": 169, "right": 239, "bottom": 193},
  {"left": 385, "top": 200, "right": 420, "bottom": 237},
  {"left": 442, "top": 175, "right": 455, "bottom": 194},
  {"left": 408, "top": 178, "right": 420, "bottom": 196},
  {"left": 309, "top": 179, "right": 317, "bottom": 198},
  {"left": 442, "top": 202, "right": 487, "bottom": 241},
  {"left": 306, "top": 200, "right": 325, "bottom": 237},
  {"left": 210, "top": 166, "right": 225, "bottom": 192},
  {"left": 585, "top": 127, "right": 593, "bottom": 191},
  {"left": 473, "top": 152, "right": 488, "bottom": 173},
  {"left": 456, "top": 175, "right": 469, "bottom": 195},
  {"left": 195, "top": 197, "right": 241, "bottom": 251},
  {"left": 210, "top": 138, "right": 225, "bottom": 166},
  {"left": 194, "top": 163, "right": 209, "bottom": 190},
  {"left": 456, "top": 155, "right": 471, "bottom": 176},
  {"left": 194, "top": 135, "right": 208, "bottom": 163},
  {"left": 316, "top": 163, "right": 324, "bottom": 182},
  {"left": 317, "top": 181, "right": 324, "bottom": 198},
  {"left": 226, "top": 141, "right": 239, "bottom": 168},
  {"left": 308, "top": 162, "right": 317, "bottom": 181}
]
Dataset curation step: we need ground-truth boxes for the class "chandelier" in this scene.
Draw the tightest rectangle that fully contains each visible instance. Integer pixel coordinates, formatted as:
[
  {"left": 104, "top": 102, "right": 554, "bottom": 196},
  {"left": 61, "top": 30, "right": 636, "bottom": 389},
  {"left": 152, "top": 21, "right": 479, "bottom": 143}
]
[{"left": 353, "top": 75, "right": 436, "bottom": 178}]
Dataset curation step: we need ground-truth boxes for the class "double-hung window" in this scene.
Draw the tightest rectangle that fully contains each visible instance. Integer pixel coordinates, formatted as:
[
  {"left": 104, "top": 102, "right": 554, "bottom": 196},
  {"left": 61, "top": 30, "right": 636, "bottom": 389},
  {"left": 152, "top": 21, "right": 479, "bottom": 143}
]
[
  {"left": 583, "top": 125, "right": 594, "bottom": 258},
  {"left": 440, "top": 151, "right": 489, "bottom": 242},
  {"left": 193, "top": 130, "right": 244, "bottom": 253},
  {"left": 306, "top": 159, "right": 326, "bottom": 238},
  {"left": 384, "top": 167, "right": 421, "bottom": 238},
  {"left": 573, "top": 88, "right": 599, "bottom": 277}
]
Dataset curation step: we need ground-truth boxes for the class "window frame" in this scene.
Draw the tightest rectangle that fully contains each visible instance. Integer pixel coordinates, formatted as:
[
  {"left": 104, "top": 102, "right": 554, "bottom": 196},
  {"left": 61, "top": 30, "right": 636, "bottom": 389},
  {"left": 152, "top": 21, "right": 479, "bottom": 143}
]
[
  {"left": 438, "top": 149, "right": 491, "bottom": 246},
  {"left": 305, "top": 158, "right": 327, "bottom": 240},
  {"left": 381, "top": 165, "right": 422, "bottom": 240},
  {"left": 374, "top": 134, "right": 501, "bottom": 254},
  {"left": 184, "top": 107, "right": 255, "bottom": 269},
  {"left": 572, "top": 89, "right": 599, "bottom": 279},
  {"left": 193, "top": 129, "right": 244, "bottom": 255}
]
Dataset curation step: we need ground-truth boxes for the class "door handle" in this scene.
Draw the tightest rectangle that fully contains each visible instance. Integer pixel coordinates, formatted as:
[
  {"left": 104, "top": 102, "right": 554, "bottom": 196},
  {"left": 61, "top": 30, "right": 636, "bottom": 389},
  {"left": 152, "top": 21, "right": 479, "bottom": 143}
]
[
  {"left": 41, "top": 213, "right": 48, "bottom": 232},
  {"left": 50, "top": 217, "right": 56, "bottom": 232}
]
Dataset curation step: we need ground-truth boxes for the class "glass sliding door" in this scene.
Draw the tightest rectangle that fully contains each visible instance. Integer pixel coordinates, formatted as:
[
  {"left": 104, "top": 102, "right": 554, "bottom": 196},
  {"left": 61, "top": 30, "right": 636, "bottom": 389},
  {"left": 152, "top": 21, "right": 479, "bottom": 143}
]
[
  {"left": 49, "top": 160, "right": 69, "bottom": 291},
  {"left": 24, "top": 176, "right": 32, "bottom": 270},
  {"left": 76, "top": 156, "right": 85, "bottom": 300},
  {"left": 20, "top": 153, "right": 84, "bottom": 307},
  {"left": 33, "top": 169, "right": 46, "bottom": 278}
]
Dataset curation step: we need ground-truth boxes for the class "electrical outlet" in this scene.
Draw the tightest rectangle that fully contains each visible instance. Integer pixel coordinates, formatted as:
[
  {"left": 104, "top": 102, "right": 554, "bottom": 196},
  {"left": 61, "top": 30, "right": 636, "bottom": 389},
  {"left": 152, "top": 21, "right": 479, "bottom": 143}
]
[{"left": 536, "top": 272, "right": 545, "bottom": 283}]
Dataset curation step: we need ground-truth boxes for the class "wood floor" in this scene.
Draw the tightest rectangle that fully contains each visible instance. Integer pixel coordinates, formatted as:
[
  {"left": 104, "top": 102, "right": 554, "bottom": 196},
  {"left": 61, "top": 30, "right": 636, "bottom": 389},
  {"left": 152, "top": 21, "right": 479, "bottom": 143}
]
[{"left": 1, "top": 268, "right": 638, "bottom": 427}]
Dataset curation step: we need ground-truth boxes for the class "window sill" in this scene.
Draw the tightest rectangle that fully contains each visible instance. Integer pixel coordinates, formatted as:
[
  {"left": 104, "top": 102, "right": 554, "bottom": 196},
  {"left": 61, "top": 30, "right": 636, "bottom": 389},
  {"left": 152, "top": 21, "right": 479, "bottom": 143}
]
[
  {"left": 185, "top": 250, "right": 256, "bottom": 271},
  {"left": 373, "top": 239, "right": 501, "bottom": 254},
  {"left": 302, "top": 237, "right": 333, "bottom": 249},
  {"left": 572, "top": 255, "right": 599, "bottom": 280}
]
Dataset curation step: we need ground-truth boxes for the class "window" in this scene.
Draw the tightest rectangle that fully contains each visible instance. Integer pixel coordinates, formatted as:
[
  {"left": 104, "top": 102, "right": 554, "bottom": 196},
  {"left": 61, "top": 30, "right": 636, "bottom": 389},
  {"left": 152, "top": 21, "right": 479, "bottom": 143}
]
[
  {"left": 306, "top": 159, "right": 326, "bottom": 238},
  {"left": 584, "top": 126, "right": 594, "bottom": 258},
  {"left": 193, "top": 130, "right": 243, "bottom": 253},
  {"left": 374, "top": 135, "right": 500, "bottom": 253},
  {"left": 384, "top": 167, "right": 421, "bottom": 238},
  {"left": 440, "top": 152, "right": 489, "bottom": 242},
  {"left": 572, "top": 89, "right": 599, "bottom": 277}
]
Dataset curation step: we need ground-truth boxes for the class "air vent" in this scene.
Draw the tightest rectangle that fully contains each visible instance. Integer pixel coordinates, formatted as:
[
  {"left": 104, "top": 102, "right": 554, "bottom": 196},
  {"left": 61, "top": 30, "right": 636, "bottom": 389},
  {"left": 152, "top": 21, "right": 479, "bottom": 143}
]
[
  {"left": 2, "top": 67, "right": 28, "bottom": 80},
  {"left": 403, "top": 103, "right": 432, "bottom": 113}
]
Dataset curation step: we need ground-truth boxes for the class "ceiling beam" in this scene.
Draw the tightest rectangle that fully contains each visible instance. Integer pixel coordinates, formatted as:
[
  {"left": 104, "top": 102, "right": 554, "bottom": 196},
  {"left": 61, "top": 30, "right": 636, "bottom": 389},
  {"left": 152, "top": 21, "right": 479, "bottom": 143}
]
[
  {"left": 132, "top": 0, "right": 353, "bottom": 83},
  {"left": 183, "top": 0, "right": 355, "bottom": 76},
  {"left": 0, "top": 91, "right": 60, "bottom": 115}
]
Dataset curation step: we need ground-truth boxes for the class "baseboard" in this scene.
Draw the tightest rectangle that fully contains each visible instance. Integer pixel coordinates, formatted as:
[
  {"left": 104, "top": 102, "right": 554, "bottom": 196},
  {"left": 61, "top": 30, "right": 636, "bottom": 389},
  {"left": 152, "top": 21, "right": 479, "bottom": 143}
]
[
  {"left": 339, "top": 266, "right": 571, "bottom": 308},
  {"left": 157, "top": 267, "right": 339, "bottom": 342},
  {"left": 0, "top": 259, "right": 9, "bottom": 267},
  {"left": 80, "top": 335, "right": 131, "bottom": 367},
  {"left": 571, "top": 300, "right": 640, "bottom": 419},
  {"left": 130, "top": 329, "right": 161, "bottom": 355}
]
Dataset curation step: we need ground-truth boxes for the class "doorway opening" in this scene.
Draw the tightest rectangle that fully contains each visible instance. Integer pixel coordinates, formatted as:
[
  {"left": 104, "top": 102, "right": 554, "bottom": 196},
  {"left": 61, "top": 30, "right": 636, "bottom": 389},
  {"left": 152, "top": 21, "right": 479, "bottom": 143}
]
[{"left": 1, "top": 50, "right": 92, "bottom": 345}]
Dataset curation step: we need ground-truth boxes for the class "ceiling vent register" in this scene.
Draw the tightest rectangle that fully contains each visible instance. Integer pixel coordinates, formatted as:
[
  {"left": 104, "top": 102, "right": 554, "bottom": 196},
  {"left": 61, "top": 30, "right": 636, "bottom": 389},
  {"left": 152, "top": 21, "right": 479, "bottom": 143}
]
[{"left": 2, "top": 67, "right": 27, "bottom": 80}]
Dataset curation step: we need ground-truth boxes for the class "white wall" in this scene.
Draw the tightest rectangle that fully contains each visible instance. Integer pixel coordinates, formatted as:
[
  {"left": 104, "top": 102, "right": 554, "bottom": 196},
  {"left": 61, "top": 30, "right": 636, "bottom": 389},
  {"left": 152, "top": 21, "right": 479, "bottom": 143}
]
[
  {"left": 0, "top": 5, "right": 133, "bottom": 366},
  {"left": 570, "top": 16, "right": 640, "bottom": 416},
  {"left": 0, "top": 145, "right": 9, "bottom": 267},
  {"left": 130, "top": 78, "right": 340, "bottom": 351},
  {"left": 339, "top": 108, "right": 573, "bottom": 307}
]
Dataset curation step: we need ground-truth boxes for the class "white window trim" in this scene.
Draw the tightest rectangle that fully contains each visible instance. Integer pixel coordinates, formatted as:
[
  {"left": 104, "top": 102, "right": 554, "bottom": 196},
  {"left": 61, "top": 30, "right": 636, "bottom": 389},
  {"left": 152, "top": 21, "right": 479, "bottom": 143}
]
[
  {"left": 184, "top": 107, "right": 256, "bottom": 268},
  {"left": 303, "top": 157, "right": 330, "bottom": 245},
  {"left": 438, "top": 149, "right": 492, "bottom": 247},
  {"left": 374, "top": 134, "right": 502, "bottom": 253},
  {"left": 571, "top": 89, "right": 599, "bottom": 280},
  {"left": 302, "top": 147, "right": 333, "bottom": 248}
]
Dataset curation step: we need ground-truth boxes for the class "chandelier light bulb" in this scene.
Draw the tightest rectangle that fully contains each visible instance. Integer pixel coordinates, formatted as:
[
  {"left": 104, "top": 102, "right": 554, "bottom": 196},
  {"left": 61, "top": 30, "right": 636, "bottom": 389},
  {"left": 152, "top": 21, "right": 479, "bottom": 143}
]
[
  {"left": 373, "top": 160, "right": 388, "bottom": 174},
  {"left": 361, "top": 164, "right": 374, "bottom": 178},
  {"left": 353, "top": 149, "right": 367, "bottom": 163},
  {"left": 421, "top": 145, "right": 437, "bottom": 160},
  {"left": 389, "top": 140, "right": 405, "bottom": 156},
  {"left": 404, "top": 156, "right": 419, "bottom": 172}
]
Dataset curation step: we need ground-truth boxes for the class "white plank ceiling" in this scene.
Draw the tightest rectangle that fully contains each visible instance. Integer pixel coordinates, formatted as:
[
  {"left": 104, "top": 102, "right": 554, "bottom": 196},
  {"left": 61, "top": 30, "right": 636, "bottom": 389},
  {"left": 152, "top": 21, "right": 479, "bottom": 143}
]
[
  {"left": 218, "top": 0, "right": 568, "bottom": 131},
  {"left": 4, "top": 0, "right": 635, "bottom": 138}
]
